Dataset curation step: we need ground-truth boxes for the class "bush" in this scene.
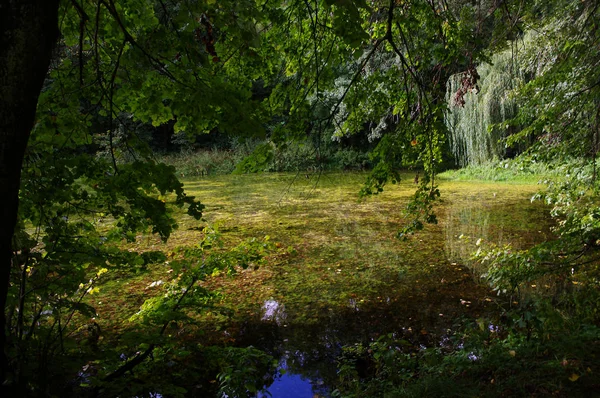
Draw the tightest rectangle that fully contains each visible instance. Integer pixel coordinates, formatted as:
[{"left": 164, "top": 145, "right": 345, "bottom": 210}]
[
  {"left": 158, "top": 148, "right": 252, "bottom": 177},
  {"left": 160, "top": 139, "right": 373, "bottom": 176}
]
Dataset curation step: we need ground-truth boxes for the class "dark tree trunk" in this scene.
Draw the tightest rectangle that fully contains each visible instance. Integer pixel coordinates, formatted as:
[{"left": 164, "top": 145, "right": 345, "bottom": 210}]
[{"left": 0, "top": 0, "right": 60, "bottom": 387}]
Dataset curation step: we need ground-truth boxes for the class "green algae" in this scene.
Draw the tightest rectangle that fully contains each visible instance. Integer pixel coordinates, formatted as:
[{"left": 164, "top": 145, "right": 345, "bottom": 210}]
[
  {"left": 89, "top": 171, "right": 553, "bottom": 393},
  {"left": 167, "top": 172, "right": 551, "bottom": 338}
]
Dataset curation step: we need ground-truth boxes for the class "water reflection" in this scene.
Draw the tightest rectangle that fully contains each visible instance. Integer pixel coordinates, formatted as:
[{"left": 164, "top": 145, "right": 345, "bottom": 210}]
[
  {"left": 259, "top": 373, "right": 316, "bottom": 398},
  {"left": 347, "top": 298, "right": 359, "bottom": 312},
  {"left": 228, "top": 185, "right": 553, "bottom": 397},
  {"left": 444, "top": 196, "right": 552, "bottom": 277},
  {"left": 262, "top": 299, "right": 287, "bottom": 325},
  {"left": 259, "top": 357, "right": 328, "bottom": 398}
]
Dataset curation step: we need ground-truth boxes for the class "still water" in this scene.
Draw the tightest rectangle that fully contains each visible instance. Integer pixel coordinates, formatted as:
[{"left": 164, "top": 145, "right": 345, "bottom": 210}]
[{"left": 191, "top": 174, "right": 552, "bottom": 397}]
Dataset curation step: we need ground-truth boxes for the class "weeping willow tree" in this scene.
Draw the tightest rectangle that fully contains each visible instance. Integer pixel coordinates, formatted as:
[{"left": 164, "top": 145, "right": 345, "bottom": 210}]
[{"left": 446, "top": 49, "right": 523, "bottom": 167}]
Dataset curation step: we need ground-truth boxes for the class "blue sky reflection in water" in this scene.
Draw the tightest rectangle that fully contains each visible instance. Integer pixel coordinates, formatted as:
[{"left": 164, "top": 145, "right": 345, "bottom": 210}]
[
  {"left": 259, "top": 299, "right": 329, "bottom": 397},
  {"left": 259, "top": 372, "right": 323, "bottom": 398}
]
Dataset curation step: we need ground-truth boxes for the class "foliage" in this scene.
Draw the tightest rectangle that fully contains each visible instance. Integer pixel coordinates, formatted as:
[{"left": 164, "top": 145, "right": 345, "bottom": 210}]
[
  {"left": 4, "top": 0, "right": 600, "bottom": 395},
  {"left": 355, "top": 0, "right": 600, "bottom": 390},
  {"left": 235, "top": 0, "right": 516, "bottom": 188},
  {"left": 216, "top": 346, "right": 277, "bottom": 397},
  {"left": 504, "top": 0, "right": 600, "bottom": 163},
  {"left": 159, "top": 146, "right": 256, "bottom": 177},
  {"left": 8, "top": 192, "right": 272, "bottom": 394},
  {"left": 234, "top": 142, "right": 276, "bottom": 174},
  {"left": 332, "top": 312, "right": 600, "bottom": 397},
  {"left": 7, "top": 150, "right": 203, "bottom": 391},
  {"left": 159, "top": 136, "right": 373, "bottom": 176},
  {"left": 440, "top": 157, "right": 554, "bottom": 183},
  {"left": 466, "top": 157, "right": 600, "bottom": 296},
  {"left": 446, "top": 49, "right": 522, "bottom": 167},
  {"left": 4, "top": 0, "right": 287, "bottom": 392},
  {"left": 398, "top": 176, "right": 441, "bottom": 238},
  {"left": 490, "top": 0, "right": 600, "bottom": 313}
]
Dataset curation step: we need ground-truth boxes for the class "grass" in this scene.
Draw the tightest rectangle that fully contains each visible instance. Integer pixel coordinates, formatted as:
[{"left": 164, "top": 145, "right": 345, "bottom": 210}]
[
  {"left": 439, "top": 156, "right": 600, "bottom": 187},
  {"left": 439, "top": 159, "right": 553, "bottom": 184}
]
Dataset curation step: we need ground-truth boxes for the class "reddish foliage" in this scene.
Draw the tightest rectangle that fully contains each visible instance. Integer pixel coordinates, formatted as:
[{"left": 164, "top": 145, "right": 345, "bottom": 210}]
[
  {"left": 453, "top": 65, "right": 480, "bottom": 107},
  {"left": 194, "top": 14, "right": 218, "bottom": 58}
]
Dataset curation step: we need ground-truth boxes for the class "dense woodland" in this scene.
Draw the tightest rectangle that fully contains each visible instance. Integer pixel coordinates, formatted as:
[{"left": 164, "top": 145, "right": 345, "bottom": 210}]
[{"left": 1, "top": 0, "right": 600, "bottom": 396}]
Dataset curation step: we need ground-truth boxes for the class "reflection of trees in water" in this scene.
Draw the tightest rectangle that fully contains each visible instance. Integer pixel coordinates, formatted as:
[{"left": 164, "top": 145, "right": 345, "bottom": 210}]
[
  {"left": 444, "top": 199, "right": 552, "bottom": 278},
  {"left": 445, "top": 204, "right": 502, "bottom": 278},
  {"left": 240, "top": 297, "right": 405, "bottom": 395},
  {"left": 237, "top": 195, "right": 556, "bottom": 396},
  {"left": 243, "top": 283, "right": 486, "bottom": 396}
]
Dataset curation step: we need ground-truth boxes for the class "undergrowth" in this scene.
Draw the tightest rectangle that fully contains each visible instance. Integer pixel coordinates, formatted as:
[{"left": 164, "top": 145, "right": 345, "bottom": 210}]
[
  {"left": 157, "top": 148, "right": 251, "bottom": 177},
  {"left": 157, "top": 140, "right": 372, "bottom": 177},
  {"left": 333, "top": 310, "right": 600, "bottom": 397},
  {"left": 333, "top": 282, "right": 600, "bottom": 397}
]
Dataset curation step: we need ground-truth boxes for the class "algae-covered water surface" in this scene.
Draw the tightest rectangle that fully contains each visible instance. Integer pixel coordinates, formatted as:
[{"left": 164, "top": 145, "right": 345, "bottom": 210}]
[{"left": 95, "top": 172, "right": 552, "bottom": 396}]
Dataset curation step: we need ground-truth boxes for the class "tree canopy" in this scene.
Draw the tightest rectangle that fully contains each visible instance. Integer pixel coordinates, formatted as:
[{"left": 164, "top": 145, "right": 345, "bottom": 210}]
[{"left": 1, "top": 0, "right": 599, "bottom": 395}]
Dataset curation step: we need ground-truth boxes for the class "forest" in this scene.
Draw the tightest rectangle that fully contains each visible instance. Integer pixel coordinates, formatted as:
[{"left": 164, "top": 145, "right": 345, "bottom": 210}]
[{"left": 1, "top": 0, "right": 599, "bottom": 396}]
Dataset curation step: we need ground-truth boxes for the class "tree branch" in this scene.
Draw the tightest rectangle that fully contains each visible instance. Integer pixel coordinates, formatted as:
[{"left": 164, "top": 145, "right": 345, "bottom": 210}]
[{"left": 101, "top": 274, "right": 199, "bottom": 383}]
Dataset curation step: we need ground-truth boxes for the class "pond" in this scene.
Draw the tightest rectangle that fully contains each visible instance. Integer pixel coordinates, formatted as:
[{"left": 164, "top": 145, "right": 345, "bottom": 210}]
[
  {"left": 106, "top": 172, "right": 552, "bottom": 396},
  {"left": 173, "top": 172, "right": 554, "bottom": 397}
]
